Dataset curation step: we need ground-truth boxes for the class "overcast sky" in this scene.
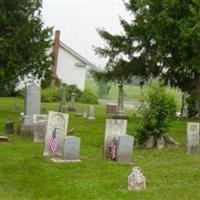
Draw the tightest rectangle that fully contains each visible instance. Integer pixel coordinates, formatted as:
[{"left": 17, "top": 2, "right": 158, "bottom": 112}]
[{"left": 42, "top": 0, "right": 131, "bottom": 67}]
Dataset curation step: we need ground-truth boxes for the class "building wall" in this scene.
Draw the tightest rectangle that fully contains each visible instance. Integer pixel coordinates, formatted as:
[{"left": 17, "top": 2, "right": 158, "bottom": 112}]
[{"left": 56, "top": 46, "right": 87, "bottom": 91}]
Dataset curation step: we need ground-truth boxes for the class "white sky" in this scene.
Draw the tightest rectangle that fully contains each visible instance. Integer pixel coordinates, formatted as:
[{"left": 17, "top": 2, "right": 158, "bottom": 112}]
[{"left": 42, "top": 0, "right": 131, "bottom": 67}]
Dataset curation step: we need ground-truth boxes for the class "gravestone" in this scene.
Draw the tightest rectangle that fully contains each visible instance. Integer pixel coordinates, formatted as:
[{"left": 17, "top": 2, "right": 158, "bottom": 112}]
[
  {"left": 187, "top": 122, "right": 199, "bottom": 155},
  {"left": 33, "top": 114, "right": 48, "bottom": 124},
  {"left": 23, "top": 115, "right": 34, "bottom": 125},
  {"left": 114, "top": 84, "right": 127, "bottom": 119},
  {"left": 0, "top": 136, "right": 8, "bottom": 142},
  {"left": 20, "top": 125, "right": 33, "bottom": 137},
  {"left": 59, "top": 84, "right": 67, "bottom": 113},
  {"left": 62, "top": 136, "right": 80, "bottom": 160},
  {"left": 106, "top": 103, "right": 117, "bottom": 115},
  {"left": 25, "top": 82, "right": 40, "bottom": 117},
  {"left": 14, "top": 104, "right": 21, "bottom": 112},
  {"left": 43, "top": 111, "right": 69, "bottom": 157},
  {"left": 88, "top": 105, "right": 95, "bottom": 120},
  {"left": 104, "top": 119, "right": 127, "bottom": 159},
  {"left": 117, "top": 135, "right": 134, "bottom": 163},
  {"left": 68, "top": 93, "right": 77, "bottom": 112},
  {"left": 5, "top": 120, "right": 14, "bottom": 134},
  {"left": 33, "top": 114, "right": 48, "bottom": 143},
  {"left": 128, "top": 167, "right": 146, "bottom": 191},
  {"left": 83, "top": 108, "right": 88, "bottom": 118}
]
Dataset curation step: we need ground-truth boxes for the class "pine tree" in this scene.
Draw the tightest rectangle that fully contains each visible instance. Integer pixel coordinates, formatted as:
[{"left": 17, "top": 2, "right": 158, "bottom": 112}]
[
  {"left": 95, "top": 0, "right": 200, "bottom": 116},
  {"left": 0, "top": 0, "right": 52, "bottom": 95}
]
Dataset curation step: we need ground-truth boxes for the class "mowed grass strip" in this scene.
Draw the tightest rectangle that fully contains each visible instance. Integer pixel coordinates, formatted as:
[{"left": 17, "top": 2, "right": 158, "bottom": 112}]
[{"left": 0, "top": 97, "right": 200, "bottom": 200}]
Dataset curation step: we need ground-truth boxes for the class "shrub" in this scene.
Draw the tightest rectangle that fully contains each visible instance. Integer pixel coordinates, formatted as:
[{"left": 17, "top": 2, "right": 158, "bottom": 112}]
[
  {"left": 137, "top": 80, "right": 177, "bottom": 144},
  {"left": 41, "top": 87, "right": 61, "bottom": 103},
  {"left": 41, "top": 85, "right": 98, "bottom": 104},
  {"left": 77, "top": 88, "right": 98, "bottom": 104}
]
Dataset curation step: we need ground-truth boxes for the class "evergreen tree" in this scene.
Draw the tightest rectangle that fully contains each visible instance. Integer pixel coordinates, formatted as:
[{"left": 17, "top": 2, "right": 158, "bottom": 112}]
[
  {"left": 0, "top": 0, "right": 52, "bottom": 95},
  {"left": 95, "top": 0, "right": 200, "bottom": 116}
]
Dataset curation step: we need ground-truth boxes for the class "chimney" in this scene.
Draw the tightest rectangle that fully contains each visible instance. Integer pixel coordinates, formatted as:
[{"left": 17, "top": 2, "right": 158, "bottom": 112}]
[{"left": 51, "top": 30, "right": 60, "bottom": 86}]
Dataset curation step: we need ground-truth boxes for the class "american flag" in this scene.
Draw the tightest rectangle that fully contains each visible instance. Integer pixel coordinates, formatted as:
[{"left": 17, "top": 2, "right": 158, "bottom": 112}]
[{"left": 49, "top": 128, "right": 58, "bottom": 154}]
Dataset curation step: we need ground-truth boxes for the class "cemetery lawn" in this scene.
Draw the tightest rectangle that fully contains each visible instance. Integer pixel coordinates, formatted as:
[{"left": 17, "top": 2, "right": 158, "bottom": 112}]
[
  {"left": 0, "top": 97, "right": 200, "bottom": 200},
  {"left": 85, "top": 80, "right": 182, "bottom": 105}
]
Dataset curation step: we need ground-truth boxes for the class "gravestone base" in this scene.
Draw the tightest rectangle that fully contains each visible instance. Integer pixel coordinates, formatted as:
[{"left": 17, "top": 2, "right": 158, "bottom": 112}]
[
  {"left": 0, "top": 136, "right": 8, "bottom": 142},
  {"left": 20, "top": 124, "right": 33, "bottom": 137},
  {"left": 74, "top": 112, "right": 83, "bottom": 117},
  {"left": 51, "top": 158, "right": 81, "bottom": 163},
  {"left": 112, "top": 112, "right": 128, "bottom": 119}
]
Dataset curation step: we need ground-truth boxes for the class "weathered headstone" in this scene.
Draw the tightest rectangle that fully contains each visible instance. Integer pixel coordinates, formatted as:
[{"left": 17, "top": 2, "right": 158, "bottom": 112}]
[
  {"left": 23, "top": 115, "right": 34, "bottom": 125},
  {"left": 33, "top": 114, "right": 48, "bottom": 143},
  {"left": 117, "top": 135, "right": 134, "bottom": 163},
  {"left": 43, "top": 111, "right": 69, "bottom": 157},
  {"left": 25, "top": 82, "right": 41, "bottom": 117},
  {"left": 106, "top": 103, "right": 117, "bottom": 115},
  {"left": 5, "top": 120, "right": 14, "bottom": 134},
  {"left": 104, "top": 119, "right": 127, "bottom": 159},
  {"left": 115, "top": 84, "right": 127, "bottom": 119},
  {"left": 128, "top": 167, "right": 146, "bottom": 191},
  {"left": 83, "top": 108, "right": 88, "bottom": 118},
  {"left": 88, "top": 105, "right": 95, "bottom": 120},
  {"left": 20, "top": 125, "right": 33, "bottom": 137},
  {"left": 68, "top": 93, "right": 77, "bottom": 112},
  {"left": 187, "top": 122, "right": 199, "bottom": 155},
  {"left": 62, "top": 136, "right": 80, "bottom": 160},
  {"left": 59, "top": 84, "right": 67, "bottom": 113}
]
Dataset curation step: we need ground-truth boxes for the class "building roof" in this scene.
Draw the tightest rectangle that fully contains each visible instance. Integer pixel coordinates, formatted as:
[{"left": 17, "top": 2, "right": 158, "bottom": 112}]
[{"left": 59, "top": 41, "right": 94, "bottom": 67}]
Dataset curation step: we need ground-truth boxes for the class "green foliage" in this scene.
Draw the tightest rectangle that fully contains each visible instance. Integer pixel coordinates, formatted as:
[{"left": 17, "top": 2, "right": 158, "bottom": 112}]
[
  {"left": 0, "top": 0, "right": 52, "bottom": 96},
  {"left": 41, "top": 85, "right": 97, "bottom": 104},
  {"left": 41, "top": 87, "right": 61, "bottom": 103},
  {"left": 77, "top": 88, "right": 98, "bottom": 104},
  {"left": 186, "top": 92, "right": 198, "bottom": 118},
  {"left": 137, "top": 80, "right": 177, "bottom": 143},
  {"left": 66, "top": 85, "right": 82, "bottom": 100},
  {"left": 95, "top": 0, "right": 200, "bottom": 115},
  {"left": 96, "top": 80, "right": 111, "bottom": 99}
]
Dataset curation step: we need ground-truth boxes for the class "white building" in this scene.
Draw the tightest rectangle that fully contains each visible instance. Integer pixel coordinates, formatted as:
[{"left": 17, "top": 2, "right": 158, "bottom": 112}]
[{"left": 51, "top": 30, "right": 94, "bottom": 91}]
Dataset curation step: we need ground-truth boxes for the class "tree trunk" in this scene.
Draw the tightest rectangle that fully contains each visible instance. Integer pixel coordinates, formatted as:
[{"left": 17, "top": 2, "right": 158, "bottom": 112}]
[
  {"left": 195, "top": 74, "right": 200, "bottom": 118},
  {"left": 156, "top": 136, "right": 165, "bottom": 150},
  {"left": 180, "top": 93, "right": 185, "bottom": 116}
]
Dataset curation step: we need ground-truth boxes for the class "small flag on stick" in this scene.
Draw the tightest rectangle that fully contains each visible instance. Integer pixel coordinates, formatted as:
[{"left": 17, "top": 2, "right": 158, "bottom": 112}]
[{"left": 49, "top": 128, "right": 58, "bottom": 154}]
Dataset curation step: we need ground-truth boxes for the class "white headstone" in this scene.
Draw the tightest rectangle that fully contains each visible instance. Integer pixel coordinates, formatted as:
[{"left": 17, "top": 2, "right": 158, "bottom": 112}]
[
  {"left": 187, "top": 122, "right": 199, "bottom": 155},
  {"left": 104, "top": 119, "right": 127, "bottom": 159},
  {"left": 62, "top": 136, "right": 80, "bottom": 160},
  {"left": 117, "top": 135, "right": 134, "bottom": 163},
  {"left": 88, "top": 105, "right": 95, "bottom": 120},
  {"left": 128, "top": 167, "right": 146, "bottom": 191},
  {"left": 43, "top": 111, "right": 69, "bottom": 157}
]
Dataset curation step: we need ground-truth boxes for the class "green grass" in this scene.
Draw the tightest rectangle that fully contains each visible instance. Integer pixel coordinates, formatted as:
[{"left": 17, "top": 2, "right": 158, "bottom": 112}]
[{"left": 0, "top": 97, "right": 200, "bottom": 200}]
